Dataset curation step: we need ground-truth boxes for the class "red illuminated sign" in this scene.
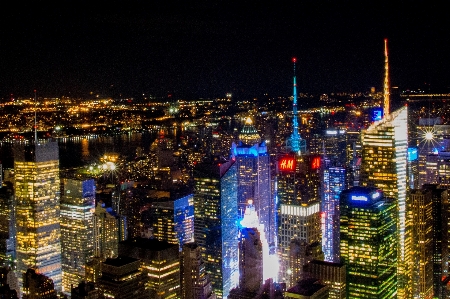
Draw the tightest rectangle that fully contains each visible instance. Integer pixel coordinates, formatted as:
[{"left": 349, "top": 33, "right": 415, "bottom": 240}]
[
  {"left": 311, "top": 156, "right": 321, "bottom": 170},
  {"left": 279, "top": 156, "right": 296, "bottom": 172}
]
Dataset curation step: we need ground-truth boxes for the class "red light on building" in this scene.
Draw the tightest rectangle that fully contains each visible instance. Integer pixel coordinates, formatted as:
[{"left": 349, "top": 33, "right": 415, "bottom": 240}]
[
  {"left": 311, "top": 156, "right": 321, "bottom": 170},
  {"left": 279, "top": 156, "right": 296, "bottom": 172}
]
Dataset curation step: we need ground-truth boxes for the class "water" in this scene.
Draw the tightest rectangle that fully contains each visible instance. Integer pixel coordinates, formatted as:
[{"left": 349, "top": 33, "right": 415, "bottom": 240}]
[{"left": 0, "top": 131, "right": 160, "bottom": 169}]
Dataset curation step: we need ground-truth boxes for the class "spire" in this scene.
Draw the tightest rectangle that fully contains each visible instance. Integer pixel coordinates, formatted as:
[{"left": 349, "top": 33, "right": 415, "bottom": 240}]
[
  {"left": 383, "top": 39, "right": 390, "bottom": 117},
  {"left": 287, "top": 58, "right": 305, "bottom": 154},
  {"left": 34, "top": 89, "right": 38, "bottom": 144}
]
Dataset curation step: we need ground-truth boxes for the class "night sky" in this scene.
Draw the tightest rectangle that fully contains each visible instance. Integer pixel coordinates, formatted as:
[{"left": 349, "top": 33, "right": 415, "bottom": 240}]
[{"left": 1, "top": 2, "right": 449, "bottom": 100}]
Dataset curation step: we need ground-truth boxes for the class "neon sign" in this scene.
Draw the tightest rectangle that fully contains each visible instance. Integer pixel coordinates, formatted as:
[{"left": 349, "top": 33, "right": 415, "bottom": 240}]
[
  {"left": 279, "top": 156, "right": 296, "bottom": 172},
  {"left": 311, "top": 156, "right": 321, "bottom": 170},
  {"left": 351, "top": 195, "right": 368, "bottom": 201}
]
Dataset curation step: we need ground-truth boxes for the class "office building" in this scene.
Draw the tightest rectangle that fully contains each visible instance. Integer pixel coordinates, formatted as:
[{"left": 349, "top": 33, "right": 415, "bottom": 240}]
[
  {"left": 70, "top": 281, "right": 98, "bottom": 299},
  {"left": 0, "top": 182, "right": 15, "bottom": 268},
  {"left": 118, "top": 238, "right": 180, "bottom": 299},
  {"left": 284, "top": 278, "right": 329, "bottom": 299},
  {"left": 304, "top": 260, "right": 346, "bottom": 299},
  {"left": 340, "top": 187, "right": 397, "bottom": 298},
  {"left": 409, "top": 188, "right": 433, "bottom": 298},
  {"left": 97, "top": 256, "right": 148, "bottom": 299},
  {"left": 180, "top": 242, "right": 216, "bottom": 299},
  {"left": 93, "top": 202, "right": 120, "bottom": 259},
  {"left": 321, "top": 166, "right": 345, "bottom": 263},
  {"left": 147, "top": 194, "right": 195, "bottom": 250},
  {"left": 231, "top": 137, "right": 274, "bottom": 250},
  {"left": 14, "top": 141, "right": 62, "bottom": 292},
  {"left": 22, "top": 269, "right": 57, "bottom": 299},
  {"left": 359, "top": 106, "right": 409, "bottom": 297},
  {"left": 60, "top": 178, "right": 95, "bottom": 293},
  {"left": 0, "top": 267, "right": 18, "bottom": 299},
  {"left": 193, "top": 158, "right": 239, "bottom": 298}
]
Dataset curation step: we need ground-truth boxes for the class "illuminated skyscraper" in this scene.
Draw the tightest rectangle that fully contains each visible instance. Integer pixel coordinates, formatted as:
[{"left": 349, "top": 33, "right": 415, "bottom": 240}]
[
  {"left": 22, "top": 269, "right": 57, "bottom": 299},
  {"left": 359, "top": 106, "right": 409, "bottom": 297},
  {"left": 276, "top": 153, "right": 322, "bottom": 287},
  {"left": 60, "top": 178, "right": 95, "bottom": 293},
  {"left": 93, "top": 202, "right": 120, "bottom": 259},
  {"left": 193, "top": 158, "right": 238, "bottom": 299},
  {"left": 304, "top": 260, "right": 346, "bottom": 299},
  {"left": 118, "top": 238, "right": 180, "bottom": 299},
  {"left": 14, "top": 141, "right": 62, "bottom": 292},
  {"left": 231, "top": 137, "right": 274, "bottom": 249},
  {"left": 339, "top": 187, "right": 397, "bottom": 298},
  {"left": 0, "top": 182, "right": 15, "bottom": 268},
  {"left": 148, "top": 194, "right": 195, "bottom": 250},
  {"left": 409, "top": 188, "right": 433, "bottom": 298},
  {"left": 180, "top": 242, "right": 216, "bottom": 299},
  {"left": 321, "top": 166, "right": 346, "bottom": 263}
]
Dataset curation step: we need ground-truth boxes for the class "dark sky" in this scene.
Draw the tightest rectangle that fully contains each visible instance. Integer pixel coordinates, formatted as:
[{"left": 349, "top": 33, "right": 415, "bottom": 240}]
[{"left": 1, "top": 1, "right": 449, "bottom": 99}]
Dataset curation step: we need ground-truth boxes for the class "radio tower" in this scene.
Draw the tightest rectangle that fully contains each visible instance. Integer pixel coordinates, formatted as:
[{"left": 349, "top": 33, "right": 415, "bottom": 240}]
[
  {"left": 287, "top": 58, "right": 305, "bottom": 155},
  {"left": 383, "top": 39, "right": 390, "bottom": 117}
]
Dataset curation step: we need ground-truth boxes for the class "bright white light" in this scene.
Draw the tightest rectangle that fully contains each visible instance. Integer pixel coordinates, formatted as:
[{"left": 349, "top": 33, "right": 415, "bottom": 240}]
[{"left": 425, "top": 132, "right": 434, "bottom": 140}]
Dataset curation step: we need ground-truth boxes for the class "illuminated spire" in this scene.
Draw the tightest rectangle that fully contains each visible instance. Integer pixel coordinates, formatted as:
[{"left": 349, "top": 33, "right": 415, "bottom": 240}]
[
  {"left": 383, "top": 39, "right": 390, "bottom": 117},
  {"left": 287, "top": 58, "right": 306, "bottom": 154}
]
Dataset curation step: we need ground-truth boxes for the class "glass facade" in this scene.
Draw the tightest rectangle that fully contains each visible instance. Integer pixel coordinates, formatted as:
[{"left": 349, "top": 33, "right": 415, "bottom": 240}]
[
  {"left": 14, "top": 141, "right": 62, "bottom": 292},
  {"left": 194, "top": 159, "right": 238, "bottom": 299},
  {"left": 360, "top": 106, "right": 410, "bottom": 297},
  {"left": 321, "top": 166, "right": 346, "bottom": 263},
  {"left": 340, "top": 187, "right": 397, "bottom": 298},
  {"left": 60, "top": 178, "right": 95, "bottom": 293}
]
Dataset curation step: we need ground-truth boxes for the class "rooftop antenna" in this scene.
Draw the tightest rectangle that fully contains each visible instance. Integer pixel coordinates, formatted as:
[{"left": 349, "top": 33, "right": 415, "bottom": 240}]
[
  {"left": 34, "top": 89, "right": 38, "bottom": 144},
  {"left": 383, "top": 39, "right": 390, "bottom": 117},
  {"left": 287, "top": 57, "right": 305, "bottom": 155}
]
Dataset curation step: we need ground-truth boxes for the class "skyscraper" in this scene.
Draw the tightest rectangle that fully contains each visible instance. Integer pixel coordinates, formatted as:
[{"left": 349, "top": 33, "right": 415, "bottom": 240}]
[
  {"left": 60, "top": 178, "right": 95, "bottom": 293},
  {"left": 193, "top": 158, "right": 239, "bottom": 299},
  {"left": 359, "top": 106, "right": 409, "bottom": 297},
  {"left": 0, "top": 182, "right": 15, "bottom": 268},
  {"left": 339, "top": 187, "right": 397, "bottom": 298},
  {"left": 14, "top": 141, "right": 62, "bottom": 292},
  {"left": 231, "top": 137, "right": 274, "bottom": 250},
  {"left": 409, "top": 188, "right": 433, "bottom": 298},
  {"left": 321, "top": 166, "right": 346, "bottom": 263},
  {"left": 93, "top": 202, "right": 121, "bottom": 259}
]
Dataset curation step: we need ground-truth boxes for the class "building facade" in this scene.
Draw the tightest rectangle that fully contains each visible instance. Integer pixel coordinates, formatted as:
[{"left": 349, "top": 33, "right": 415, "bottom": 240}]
[{"left": 14, "top": 141, "right": 62, "bottom": 292}]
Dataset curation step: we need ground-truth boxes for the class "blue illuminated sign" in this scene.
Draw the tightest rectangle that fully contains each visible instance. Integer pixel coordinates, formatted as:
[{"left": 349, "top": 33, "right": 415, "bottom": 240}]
[
  {"left": 371, "top": 107, "right": 383, "bottom": 122},
  {"left": 407, "top": 147, "right": 418, "bottom": 161},
  {"left": 351, "top": 195, "right": 368, "bottom": 201}
]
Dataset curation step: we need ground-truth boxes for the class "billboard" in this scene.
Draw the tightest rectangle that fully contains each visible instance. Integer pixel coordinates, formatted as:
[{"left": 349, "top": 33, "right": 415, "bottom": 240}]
[
  {"left": 371, "top": 107, "right": 383, "bottom": 122},
  {"left": 311, "top": 156, "right": 321, "bottom": 170},
  {"left": 407, "top": 147, "right": 418, "bottom": 161},
  {"left": 279, "top": 156, "right": 296, "bottom": 172}
]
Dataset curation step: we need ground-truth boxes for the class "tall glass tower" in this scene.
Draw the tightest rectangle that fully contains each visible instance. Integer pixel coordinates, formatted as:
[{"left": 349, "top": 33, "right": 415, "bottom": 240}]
[
  {"left": 321, "top": 166, "right": 346, "bottom": 263},
  {"left": 14, "top": 141, "right": 62, "bottom": 292},
  {"left": 359, "top": 106, "right": 409, "bottom": 297},
  {"left": 340, "top": 187, "right": 397, "bottom": 298},
  {"left": 60, "top": 178, "right": 95, "bottom": 293},
  {"left": 193, "top": 158, "right": 238, "bottom": 299}
]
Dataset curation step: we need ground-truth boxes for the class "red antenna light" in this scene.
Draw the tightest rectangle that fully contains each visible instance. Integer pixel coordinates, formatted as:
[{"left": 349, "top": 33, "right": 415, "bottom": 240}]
[{"left": 292, "top": 57, "right": 297, "bottom": 63}]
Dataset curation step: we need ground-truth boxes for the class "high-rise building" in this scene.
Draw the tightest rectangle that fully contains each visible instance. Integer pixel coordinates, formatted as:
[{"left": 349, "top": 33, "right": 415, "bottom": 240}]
[
  {"left": 321, "top": 166, "right": 346, "bottom": 263},
  {"left": 180, "top": 242, "right": 216, "bottom": 299},
  {"left": 193, "top": 158, "right": 239, "bottom": 299},
  {"left": 118, "top": 238, "right": 180, "bottom": 299},
  {"left": 93, "top": 202, "right": 121, "bottom": 259},
  {"left": 0, "top": 182, "right": 15, "bottom": 268},
  {"left": 70, "top": 281, "right": 98, "bottom": 299},
  {"left": 359, "top": 105, "right": 409, "bottom": 297},
  {"left": 0, "top": 267, "right": 19, "bottom": 299},
  {"left": 339, "top": 187, "right": 397, "bottom": 298},
  {"left": 409, "top": 188, "right": 434, "bottom": 298},
  {"left": 14, "top": 141, "right": 62, "bottom": 292},
  {"left": 304, "top": 260, "right": 346, "bottom": 299},
  {"left": 276, "top": 154, "right": 322, "bottom": 287},
  {"left": 97, "top": 256, "right": 148, "bottom": 299},
  {"left": 60, "top": 178, "right": 95, "bottom": 293},
  {"left": 22, "top": 269, "right": 57, "bottom": 299},
  {"left": 231, "top": 138, "right": 274, "bottom": 250},
  {"left": 147, "top": 194, "right": 195, "bottom": 250},
  {"left": 422, "top": 184, "right": 449, "bottom": 298},
  {"left": 284, "top": 278, "right": 329, "bottom": 299}
]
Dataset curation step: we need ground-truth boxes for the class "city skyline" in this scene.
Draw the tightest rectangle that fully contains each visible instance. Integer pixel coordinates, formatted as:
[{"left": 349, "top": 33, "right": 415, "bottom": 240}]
[{"left": 1, "top": 2, "right": 450, "bottom": 99}]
